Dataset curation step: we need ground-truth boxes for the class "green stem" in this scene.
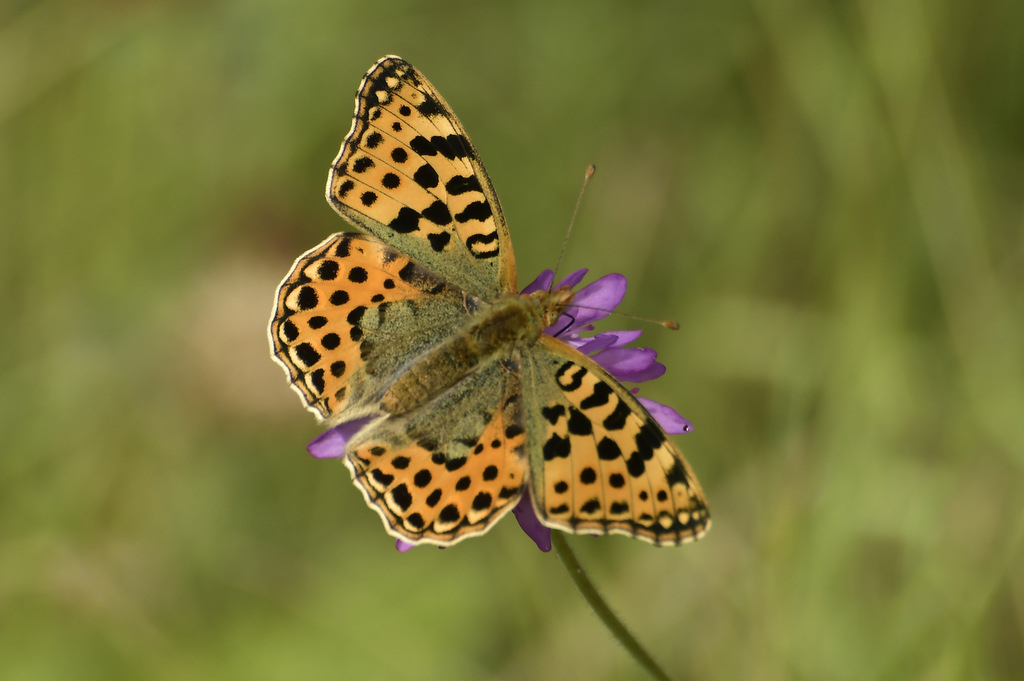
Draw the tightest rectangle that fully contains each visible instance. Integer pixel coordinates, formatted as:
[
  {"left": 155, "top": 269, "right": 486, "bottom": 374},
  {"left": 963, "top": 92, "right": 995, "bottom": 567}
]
[{"left": 551, "top": 532, "right": 678, "bottom": 681}]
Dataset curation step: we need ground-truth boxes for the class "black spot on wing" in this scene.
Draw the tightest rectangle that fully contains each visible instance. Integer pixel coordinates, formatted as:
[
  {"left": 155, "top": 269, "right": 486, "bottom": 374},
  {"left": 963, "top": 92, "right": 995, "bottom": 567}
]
[
  {"left": 472, "top": 492, "right": 492, "bottom": 511},
  {"left": 580, "top": 382, "right": 613, "bottom": 409},
  {"left": 566, "top": 408, "right": 593, "bottom": 435},
  {"left": 413, "top": 164, "right": 439, "bottom": 189},
  {"left": 445, "top": 457, "right": 467, "bottom": 471},
  {"left": 610, "top": 501, "right": 630, "bottom": 516},
  {"left": 455, "top": 200, "right": 492, "bottom": 224},
  {"left": 445, "top": 174, "right": 482, "bottom": 196},
  {"left": 417, "top": 97, "right": 443, "bottom": 117},
  {"left": 664, "top": 460, "right": 689, "bottom": 487},
  {"left": 465, "top": 230, "right": 499, "bottom": 259},
  {"left": 346, "top": 306, "right": 366, "bottom": 327},
  {"left": 541, "top": 405, "right": 565, "bottom": 425},
  {"left": 294, "top": 343, "right": 321, "bottom": 367},
  {"left": 429, "top": 134, "right": 457, "bottom": 159},
  {"left": 296, "top": 286, "right": 318, "bottom": 310},
  {"left": 427, "top": 231, "right": 451, "bottom": 252},
  {"left": 309, "top": 368, "right": 325, "bottom": 394},
  {"left": 597, "top": 437, "right": 622, "bottom": 461},
  {"left": 389, "top": 483, "right": 412, "bottom": 511},
  {"left": 421, "top": 200, "right": 453, "bottom": 226},
  {"left": 333, "top": 236, "right": 351, "bottom": 258},
  {"left": 371, "top": 468, "right": 395, "bottom": 488},
  {"left": 389, "top": 207, "right": 421, "bottom": 234},
  {"left": 555, "top": 362, "right": 585, "bottom": 392},
  {"left": 409, "top": 136, "right": 436, "bottom": 156},
  {"left": 603, "top": 399, "right": 631, "bottom": 431},
  {"left": 438, "top": 504, "right": 461, "bottom": 524},
  {"left": 543, "top": 435, "right": 570, "bottom": 460},
  {"left": 317, "top": 260, "right": 339, "bottom": 281}
]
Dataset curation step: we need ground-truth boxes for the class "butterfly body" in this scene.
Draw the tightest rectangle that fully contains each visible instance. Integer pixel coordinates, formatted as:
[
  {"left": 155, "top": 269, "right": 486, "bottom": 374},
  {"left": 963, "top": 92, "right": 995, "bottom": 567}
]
[
  {"left": 381, "top": 287, "right": 575, "bottom": 417},
  {"left": 270, "top": 56, "right": 710, "bottom": 547}
]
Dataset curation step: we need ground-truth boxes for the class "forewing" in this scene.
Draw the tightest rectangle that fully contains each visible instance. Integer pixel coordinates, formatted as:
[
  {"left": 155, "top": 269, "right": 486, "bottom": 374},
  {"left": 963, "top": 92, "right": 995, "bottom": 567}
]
[
  {"left": 522, "top": 336, "right": 710, "bottom": 546},
  {"left": 269, "top": 232, "right": 472, "bottom": 423},
  {"left": 345, "top": 359, "right": 527, "bottom": 546},
  {"left": 326, "top": 56, "right": 516, "bottom": 299}
]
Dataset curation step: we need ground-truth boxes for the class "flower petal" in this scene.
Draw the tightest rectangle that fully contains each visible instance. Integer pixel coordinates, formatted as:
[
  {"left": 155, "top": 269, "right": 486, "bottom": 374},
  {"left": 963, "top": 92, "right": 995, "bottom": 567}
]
[
  {"left": 522, "top": 268, "right": 589, "bottom": 300},
  {"left": 554, "top": 269, "right": 588, "bottom": 291},
  {"left": 574, "top": 329, "right": 644, "bottom": 355},
  {"left": 512, "top": 490, "right": 551, "bottom": 552},
  {"left": 521, "top": 269, "right": 554, "bottom": 295},
  {"left": 566, "top": 273, "right": 627, "bottom": 326},
  {"left": 637, "top": 397, "right": 694, "bottom": 434},
  {"left": 592, "top": 347, "right": 665, "bottom": 382},
  {"left": 617, "top": 359, "right": 666, "bottom": 383},
  {"left": 306, "top": 417, "right": 372, "bottom": 459},
  {"left": 395, "top": 539, "right": 416, "bottom": 553}
]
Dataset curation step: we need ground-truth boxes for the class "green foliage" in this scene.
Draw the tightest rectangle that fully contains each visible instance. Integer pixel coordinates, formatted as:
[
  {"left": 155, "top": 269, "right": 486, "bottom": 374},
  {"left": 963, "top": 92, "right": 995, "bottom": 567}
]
[{"left": 2, "top": 0, "right": 1022, "bottom": 679}]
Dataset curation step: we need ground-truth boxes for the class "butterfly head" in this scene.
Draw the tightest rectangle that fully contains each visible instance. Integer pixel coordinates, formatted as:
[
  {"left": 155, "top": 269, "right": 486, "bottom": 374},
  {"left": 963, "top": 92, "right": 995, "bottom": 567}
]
[{"left": 523, "top": 286, "right": 577, "bottom": 332}]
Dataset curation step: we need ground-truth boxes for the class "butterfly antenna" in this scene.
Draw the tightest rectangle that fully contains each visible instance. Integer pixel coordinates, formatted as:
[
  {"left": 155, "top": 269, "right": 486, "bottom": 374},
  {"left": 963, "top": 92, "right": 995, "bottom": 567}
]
[
  {"left": 568, "top": 304, "right": 680, "bottom": 331},
  {"left": 549, "top": 164, "right": 597, "bottom": 292}
]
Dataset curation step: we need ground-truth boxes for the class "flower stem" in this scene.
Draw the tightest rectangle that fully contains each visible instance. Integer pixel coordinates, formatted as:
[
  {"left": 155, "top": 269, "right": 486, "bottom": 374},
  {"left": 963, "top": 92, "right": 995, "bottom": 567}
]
[{"left": 551, "top": 532, "right": 678, "bottom": 681}]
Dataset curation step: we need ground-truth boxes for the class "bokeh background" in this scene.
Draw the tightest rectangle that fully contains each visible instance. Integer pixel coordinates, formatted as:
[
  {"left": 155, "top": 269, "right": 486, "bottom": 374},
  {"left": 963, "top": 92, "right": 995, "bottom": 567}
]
[{"left": 3, "top": 0, "right": 1023, "bottom": 679}]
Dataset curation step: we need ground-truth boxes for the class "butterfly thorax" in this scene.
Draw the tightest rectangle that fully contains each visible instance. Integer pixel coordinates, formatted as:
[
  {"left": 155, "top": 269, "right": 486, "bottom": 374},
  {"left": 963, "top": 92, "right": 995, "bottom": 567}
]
[{"left": 379, "top": 287, "right": 576, "bottom": 417}]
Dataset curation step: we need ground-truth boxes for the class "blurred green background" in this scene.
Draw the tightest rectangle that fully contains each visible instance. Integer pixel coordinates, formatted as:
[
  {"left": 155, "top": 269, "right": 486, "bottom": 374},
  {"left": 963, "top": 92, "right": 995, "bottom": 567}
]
[{"left": 3, "top": 0, "right": 1023, "bottom": 679}]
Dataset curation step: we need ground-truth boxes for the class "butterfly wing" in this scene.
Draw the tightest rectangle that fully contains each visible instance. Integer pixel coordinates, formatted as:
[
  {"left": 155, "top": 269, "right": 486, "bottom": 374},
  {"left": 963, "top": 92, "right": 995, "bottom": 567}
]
[
  {"left": 269, "top": 232, "right": 476, "bottom": 424},
  {"left": 521, "top": 336, "right": 710, "bottom": 546},
  {"left": 326, "top": 56, "right": 516, "bottom": 300},
  {"left": 345, "top": 357, "right": 528, "bottom": 545}
]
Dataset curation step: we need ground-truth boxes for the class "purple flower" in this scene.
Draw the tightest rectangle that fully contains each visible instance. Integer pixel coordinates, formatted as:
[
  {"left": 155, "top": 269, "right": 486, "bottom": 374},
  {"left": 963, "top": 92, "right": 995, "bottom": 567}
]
[
  {"left": 306, "top": 417, "right": 374, "bottom": 459},
  {"left": 306, "top": 270, "right": 692, "bottom": 553}
]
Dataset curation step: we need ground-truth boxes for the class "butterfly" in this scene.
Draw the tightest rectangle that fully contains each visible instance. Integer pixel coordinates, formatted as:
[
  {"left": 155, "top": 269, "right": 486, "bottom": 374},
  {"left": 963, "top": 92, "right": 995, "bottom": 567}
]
[{"left": 269, "top": 56, "right": 710, "bottom": 547}]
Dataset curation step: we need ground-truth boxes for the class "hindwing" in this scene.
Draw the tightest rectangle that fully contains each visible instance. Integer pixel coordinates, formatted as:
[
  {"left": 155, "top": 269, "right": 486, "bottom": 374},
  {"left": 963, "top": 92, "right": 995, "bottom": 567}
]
[
  {"left": 521, "top": 336, "right": 710, "bottom": 546},
  {"left": 346, "top": 359, "right": 528, "bottom": 544},
  {"left": 269, "top": 232, "right": 473, "bottom": 423}
]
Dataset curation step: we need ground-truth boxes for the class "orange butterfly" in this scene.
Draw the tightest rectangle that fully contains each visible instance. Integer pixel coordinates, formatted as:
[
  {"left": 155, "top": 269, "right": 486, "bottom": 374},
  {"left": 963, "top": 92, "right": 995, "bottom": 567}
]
[{"left": 269, "top": 56, "right": 710, "bottom": 548}]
